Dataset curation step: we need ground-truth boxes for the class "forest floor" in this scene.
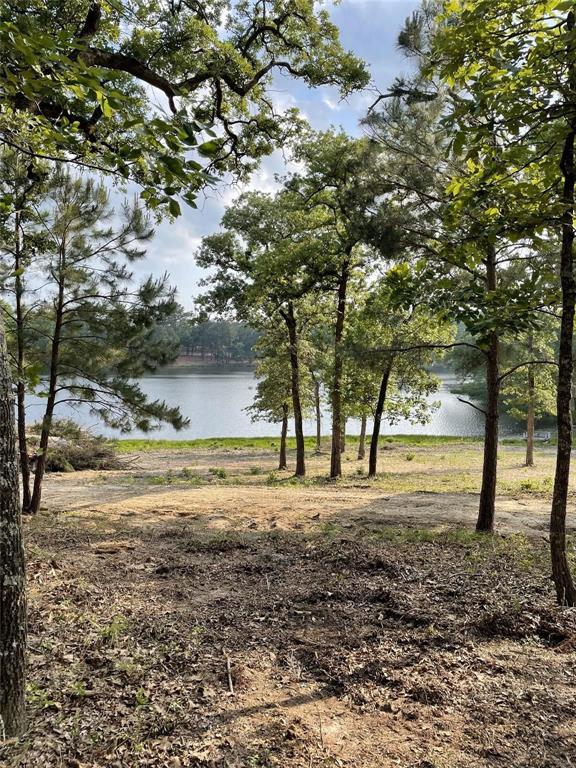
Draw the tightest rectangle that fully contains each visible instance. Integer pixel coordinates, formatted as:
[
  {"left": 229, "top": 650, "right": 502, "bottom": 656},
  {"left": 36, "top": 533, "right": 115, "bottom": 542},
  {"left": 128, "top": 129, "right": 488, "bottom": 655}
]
[{"left": 2, "top": 438, "right": 576, "bottom": 768}]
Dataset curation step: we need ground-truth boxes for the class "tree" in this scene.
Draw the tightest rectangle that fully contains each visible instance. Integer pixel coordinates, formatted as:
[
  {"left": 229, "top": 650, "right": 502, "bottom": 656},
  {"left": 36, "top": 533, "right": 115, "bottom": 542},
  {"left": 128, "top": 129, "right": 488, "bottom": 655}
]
[
  {"left": 0, "top": 169, "right": 186, "bottom": 515},
  {"left": 249, "top": 355, "right": 291, "bottom": 471},
  {"left": 197, "top": 190, "right": 332, "bottom": 477},
  {"left": 430, "top": 0, "right": 576, "bottom": 603},
  {"left": 1, "top": 0, "right": 369, "bottom": 212},
  {"left": 364, "top": 11, "right": 558, "bottom": 534},
  {"left": 0, "top": 151, "right": 49, "bottom": 511},
  {"left": 501, "top": 343, "right": 557, "bottom": 468},
  {"left": 0, "top": 323, "right": 25, "bottom": 738},
  {"left": 287, "top": 131, "right": 399, "bottom": 478},
  {"left": 247, "top": 325, "right": 313, "bottom": 471},
  {"left": 341, "top": 364, "right": 380, "bottom": 461},
  {"left": 347, "top": 265, "right": 454, "bottom": 477},
  {"left": 0, "top": 0, "right": 369, "bottom": 733}
]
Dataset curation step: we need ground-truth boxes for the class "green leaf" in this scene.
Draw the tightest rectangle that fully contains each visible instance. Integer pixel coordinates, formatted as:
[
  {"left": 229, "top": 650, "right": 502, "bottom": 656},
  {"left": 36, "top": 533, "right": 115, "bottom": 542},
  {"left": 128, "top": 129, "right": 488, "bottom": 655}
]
[{"left": 198, "top": 140, "right": 221, "bottom": 158}]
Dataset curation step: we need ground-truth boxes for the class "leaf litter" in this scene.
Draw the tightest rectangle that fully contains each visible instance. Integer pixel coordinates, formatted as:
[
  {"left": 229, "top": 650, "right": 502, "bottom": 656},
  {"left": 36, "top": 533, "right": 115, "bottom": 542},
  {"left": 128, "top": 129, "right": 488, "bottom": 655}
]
[{"left": 2, "top": 502, "right": 576, "bottom": 767}]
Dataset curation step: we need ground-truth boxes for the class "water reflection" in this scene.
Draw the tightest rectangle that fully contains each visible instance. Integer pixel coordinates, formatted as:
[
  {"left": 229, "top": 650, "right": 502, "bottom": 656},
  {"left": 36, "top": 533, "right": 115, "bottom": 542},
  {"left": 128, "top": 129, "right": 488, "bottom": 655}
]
[{"left": 25, "top": 369, "right": 519, "bottom": 439}]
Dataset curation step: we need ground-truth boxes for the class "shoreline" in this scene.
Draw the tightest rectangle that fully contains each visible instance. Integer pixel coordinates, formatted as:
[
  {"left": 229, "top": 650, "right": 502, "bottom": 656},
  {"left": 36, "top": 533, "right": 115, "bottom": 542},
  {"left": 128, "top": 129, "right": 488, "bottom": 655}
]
[{"left": 111, "top": 433, "right": 540, "bottom": 453}]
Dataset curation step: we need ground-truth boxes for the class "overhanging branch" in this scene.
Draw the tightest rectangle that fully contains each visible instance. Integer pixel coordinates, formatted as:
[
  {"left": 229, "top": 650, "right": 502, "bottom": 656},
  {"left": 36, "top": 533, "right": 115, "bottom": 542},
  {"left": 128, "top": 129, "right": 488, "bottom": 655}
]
[
  {"left": 456, "top": 397, "right": 487, "bottom": 417},
  {"left": 498, "top": 359, "right": 558, "bottom": 383}
]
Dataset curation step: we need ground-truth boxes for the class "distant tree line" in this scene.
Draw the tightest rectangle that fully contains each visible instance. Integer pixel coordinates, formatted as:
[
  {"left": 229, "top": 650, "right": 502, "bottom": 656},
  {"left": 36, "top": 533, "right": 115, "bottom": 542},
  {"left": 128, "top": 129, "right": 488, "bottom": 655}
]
[{"left": 157, "top": 315, "right": 259, "bottom": 365}]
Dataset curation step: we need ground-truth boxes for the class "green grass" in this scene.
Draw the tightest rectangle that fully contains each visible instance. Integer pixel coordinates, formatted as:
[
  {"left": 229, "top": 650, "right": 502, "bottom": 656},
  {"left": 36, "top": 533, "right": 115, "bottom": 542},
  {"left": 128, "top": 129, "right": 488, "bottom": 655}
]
[
  {"left": 362, "top": 526, "right": 544, "bottom": 568},
  {"left": 112, "top": 434, "right": 484, "bottom": 454},
  {"left": 144, "top": 469, "right": 203, "bottom": 486},
  {"left": 378, "top": 434, "right": 483, "bottom": 446},
  {"left": 502, "top": 436, "right": 557, "bottom": 446}
]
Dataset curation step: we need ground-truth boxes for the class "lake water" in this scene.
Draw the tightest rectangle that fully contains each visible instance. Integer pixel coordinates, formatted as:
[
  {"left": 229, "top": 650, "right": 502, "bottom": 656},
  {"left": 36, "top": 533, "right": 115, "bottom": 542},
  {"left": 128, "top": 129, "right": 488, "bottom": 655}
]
[{"left": 25, "top": 367, "right": 520, "bottom": 439}]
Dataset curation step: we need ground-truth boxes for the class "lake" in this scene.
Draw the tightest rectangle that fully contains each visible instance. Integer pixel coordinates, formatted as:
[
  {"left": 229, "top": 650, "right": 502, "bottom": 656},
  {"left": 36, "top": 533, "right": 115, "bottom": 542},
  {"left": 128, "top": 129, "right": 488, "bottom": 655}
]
[{"left": 25, "top": 367, "right": 521, "bottom": 439}]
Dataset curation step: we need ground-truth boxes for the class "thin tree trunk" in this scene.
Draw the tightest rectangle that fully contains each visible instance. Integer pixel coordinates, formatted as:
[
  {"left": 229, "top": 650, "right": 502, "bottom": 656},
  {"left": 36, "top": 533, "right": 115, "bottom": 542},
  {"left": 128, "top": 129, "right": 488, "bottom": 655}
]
[
  {"left": 341, "top": 417, "right": 346, "bottom": 453},
  {"left": 16, "top": 383, "right": 30, "bottom": 510},
  {"left": 0, "top": 322, "right": 26, "bottom": 736},
  {"left": 369, "top": 366, "right": 391, "bottom": 478},
  {"left": 358, "top": 414, "right": 367, "bottom": 460},
  {"left": 284, "top": 303, "right": 306, "bottom": 477},
  {"left": 29, "top": 265, "right": 65, "bottom": 514},
  {"left": 330, "top": 258, "right": 350, "bottom": 478},
  {"left": 313, "top": 376, "right": 321, "bottom": 453},
  {"left": 476, "top": 244, "right": 499, "bottom": 534},
  {"left": 278, "top": 403, "right": 288, "bottom": 470},
  {"left": 13, "top": 209, "right": 31, "bottom": 510},
  {"left": 551, "top": 20, "right": 576, "bottom": 604},
  {"left": 526, "top": 364, "right": 535, "bottom": 468}
]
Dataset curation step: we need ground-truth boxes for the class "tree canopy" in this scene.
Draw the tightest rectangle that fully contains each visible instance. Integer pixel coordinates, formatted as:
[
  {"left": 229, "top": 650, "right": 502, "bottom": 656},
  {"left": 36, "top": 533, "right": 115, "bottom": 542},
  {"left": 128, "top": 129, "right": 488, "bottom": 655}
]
[{"left": 1, "top": 0, "right": 369, "bottom": 212}]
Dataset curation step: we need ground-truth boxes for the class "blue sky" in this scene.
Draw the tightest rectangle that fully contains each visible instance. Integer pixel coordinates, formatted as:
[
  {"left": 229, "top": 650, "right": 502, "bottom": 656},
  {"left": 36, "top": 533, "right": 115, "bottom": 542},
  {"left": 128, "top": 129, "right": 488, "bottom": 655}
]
[{"left": 140, "top": 0, "right": 420, "bottom": 309}]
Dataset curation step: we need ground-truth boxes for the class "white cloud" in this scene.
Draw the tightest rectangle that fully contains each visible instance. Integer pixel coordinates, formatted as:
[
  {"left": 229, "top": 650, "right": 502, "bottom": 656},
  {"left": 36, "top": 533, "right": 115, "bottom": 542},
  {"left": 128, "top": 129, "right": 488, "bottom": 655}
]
[
  {"left": 322, "top": 92, "right": 344, "bottom": 111},
  {"left": 147, "top": 221, "right": 202, "bottom": 267},
  {"left": 269, "top": 90, "right": 299, "bottom": 114}
]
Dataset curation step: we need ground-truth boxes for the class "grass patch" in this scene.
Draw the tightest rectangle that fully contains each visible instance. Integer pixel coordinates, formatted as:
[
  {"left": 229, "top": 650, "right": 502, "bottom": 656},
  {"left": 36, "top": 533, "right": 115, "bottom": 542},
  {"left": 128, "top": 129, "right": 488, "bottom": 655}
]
[
  {"left": 112, "top": 434, "right": 485, "bottom": 454},
  {"left": 145, "top": 468, "right": 203, "bottom": 486},
  {"left": 362, "top": 526, "right": 543, "bottom": 569},
  {"left": 501, "top": 477, "right": 554, "bottom": 496}
]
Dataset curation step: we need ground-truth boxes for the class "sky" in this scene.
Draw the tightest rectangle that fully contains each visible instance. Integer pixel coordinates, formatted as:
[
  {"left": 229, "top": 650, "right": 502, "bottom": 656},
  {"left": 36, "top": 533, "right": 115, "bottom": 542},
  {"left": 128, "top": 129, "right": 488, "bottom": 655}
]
[{"left": 137, "top": 0, "right": 420, "bottom": 309}]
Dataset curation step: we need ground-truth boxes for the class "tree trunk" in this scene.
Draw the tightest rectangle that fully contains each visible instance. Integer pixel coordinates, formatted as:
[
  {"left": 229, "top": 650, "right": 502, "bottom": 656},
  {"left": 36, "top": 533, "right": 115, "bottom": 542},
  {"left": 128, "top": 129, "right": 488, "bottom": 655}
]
[
  {"left": 284, "top": 303, "right": 306, "bottom": 478},
  {"left": 357, "top": 415, "right": 367, "bottom": 460},
  {"left": 278, "top": 403, "right": 288, "bottom": 470},
  {"left": 476, "top": 244, "right": 499, "bottom": 534},
  {"left": 340, "top": 417, "right": 346, "bottom": 453},
  {"left": 28, "top": 269, "right": 65, "bottom": 514},
  {"left": 13, "top": 209, "right": 31, "bottom": 510},
  {"left": 313, "top": 377, "right": 321, "bottom": 453},
  {"left": 551, "top": 29, "right": 576, "bottom": 604},
  {"left": 526, "top": 364, "right": 535, "bottom": 468},
  {"left": 330, "top": 259, "right": 350, "bottom": 479},
  {"left": 0, "top": 322, "right": 26, "bottom": 737},
  {"left": 369, "top": 366, "right": 391, "bottom": 478}
]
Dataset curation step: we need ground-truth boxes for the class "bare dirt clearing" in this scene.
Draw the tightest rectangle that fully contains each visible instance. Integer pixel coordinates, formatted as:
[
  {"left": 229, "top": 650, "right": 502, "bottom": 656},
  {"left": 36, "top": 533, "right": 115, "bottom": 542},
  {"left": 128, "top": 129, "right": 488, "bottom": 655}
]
[
  {"left": 2, "top": 441, "right": 576, "bottom": 768},
  {"left": 39, "top": 441, "right": 565, "bottom": 536}
]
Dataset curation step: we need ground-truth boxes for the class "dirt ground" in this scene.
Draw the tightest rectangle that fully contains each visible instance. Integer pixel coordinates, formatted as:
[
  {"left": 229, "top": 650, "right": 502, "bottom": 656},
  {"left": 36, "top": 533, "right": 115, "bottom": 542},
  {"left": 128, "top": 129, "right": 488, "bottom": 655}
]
[
  {"left": 37, "top": 441, "right": 569, "bottom": 536},
  {"left": 2, "top": 441, "right": 576, "bottom": 768}
]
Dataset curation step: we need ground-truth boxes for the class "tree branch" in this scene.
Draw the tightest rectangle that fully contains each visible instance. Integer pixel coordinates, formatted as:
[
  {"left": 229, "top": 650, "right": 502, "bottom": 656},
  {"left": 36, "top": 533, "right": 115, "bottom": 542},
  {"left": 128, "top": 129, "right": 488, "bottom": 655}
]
[
  {"left": 456, "top": 397, "right": 487, "bottom": 417},
  {"left": 498, "top": 359, "right": 558, "bottom": 383}
]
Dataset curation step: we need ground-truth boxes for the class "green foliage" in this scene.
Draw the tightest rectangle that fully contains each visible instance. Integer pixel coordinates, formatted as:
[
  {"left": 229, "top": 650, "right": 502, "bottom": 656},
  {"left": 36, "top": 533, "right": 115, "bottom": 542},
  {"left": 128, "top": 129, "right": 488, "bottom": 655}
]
[
  {"left": 246, "top": 318, "right": 315, "bottom": 425},
  {"left": 500, "top": 326, "right": 558, "bottom": 424},
  {"left": 164, "top": 317, "right": 259, "bottom": 363},
  {"left": 112, "top": 434, "right": 483, "bottom": 454},
  {"left": 346, "top": 268, "right": 456, "bottom": 427},
  {"left": 0, "top": 0, "right": 369, "bottom": 212},
  {"left": 0, "top": 164, "right": 187, "bottom": 433},
  {"left": 100, "top": 615, "right": 129, "bottom": 644}
]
